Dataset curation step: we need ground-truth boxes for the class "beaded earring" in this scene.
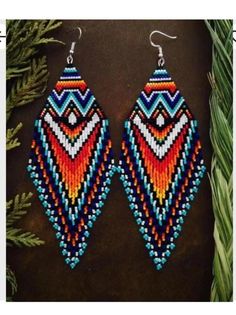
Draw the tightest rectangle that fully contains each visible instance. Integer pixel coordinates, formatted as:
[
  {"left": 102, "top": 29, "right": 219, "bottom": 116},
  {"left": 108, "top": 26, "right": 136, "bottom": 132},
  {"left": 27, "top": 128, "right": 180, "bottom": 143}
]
[
  {"left": 27, "top": 28, "right": 115, "bottom": 269},
  {"left": 118, "top": 30, "right": 206, "bottom": 270}
]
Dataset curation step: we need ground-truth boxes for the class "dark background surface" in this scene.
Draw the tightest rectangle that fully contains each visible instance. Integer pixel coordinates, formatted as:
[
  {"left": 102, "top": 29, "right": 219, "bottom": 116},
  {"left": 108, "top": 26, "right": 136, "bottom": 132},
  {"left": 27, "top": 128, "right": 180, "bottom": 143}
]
[{"left": 7, "top": 20, "right": 213, "bottom": 301}]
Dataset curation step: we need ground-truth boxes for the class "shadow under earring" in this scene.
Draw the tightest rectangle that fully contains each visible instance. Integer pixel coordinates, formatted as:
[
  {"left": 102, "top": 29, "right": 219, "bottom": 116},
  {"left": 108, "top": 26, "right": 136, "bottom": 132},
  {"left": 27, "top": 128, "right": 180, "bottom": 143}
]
[
  {"left": 118, "top": 30, "right": 206, "bottom": 270},
  {"left": 27, "top": 28, "right": 115, "bottom": 269}
]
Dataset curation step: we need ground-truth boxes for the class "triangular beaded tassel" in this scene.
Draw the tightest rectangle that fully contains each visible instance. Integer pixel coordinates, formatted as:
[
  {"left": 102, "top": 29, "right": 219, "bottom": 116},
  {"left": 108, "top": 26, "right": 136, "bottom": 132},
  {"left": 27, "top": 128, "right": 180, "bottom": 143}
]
[
  {"left": 118, "top": 68, "right": 206, "bottom": 270},
  {"left": 28, "top": 65, "right": 115, "bottom": 269}
]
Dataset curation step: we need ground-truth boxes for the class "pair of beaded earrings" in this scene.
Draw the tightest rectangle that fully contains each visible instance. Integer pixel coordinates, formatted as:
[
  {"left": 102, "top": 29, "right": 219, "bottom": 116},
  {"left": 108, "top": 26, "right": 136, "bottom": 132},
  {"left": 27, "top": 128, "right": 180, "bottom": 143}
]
[{"left": 28, "top": 28, "right": 206, "bottom": 270}]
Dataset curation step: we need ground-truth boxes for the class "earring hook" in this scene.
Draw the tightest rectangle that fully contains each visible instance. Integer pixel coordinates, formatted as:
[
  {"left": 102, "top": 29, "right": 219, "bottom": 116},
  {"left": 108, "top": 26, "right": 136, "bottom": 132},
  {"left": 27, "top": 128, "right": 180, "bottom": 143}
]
[
  {"left": 67, "top": 27, "right": 83, "bottom": 64},
  {"left": 149, "top": 30, "right": 177, "bottom": 67}
]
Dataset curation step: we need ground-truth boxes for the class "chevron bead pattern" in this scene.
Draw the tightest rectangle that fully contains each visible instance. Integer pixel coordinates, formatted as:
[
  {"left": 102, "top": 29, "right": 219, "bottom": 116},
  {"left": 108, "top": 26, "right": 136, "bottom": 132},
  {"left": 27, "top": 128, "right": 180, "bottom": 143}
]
[
  {"left": 28, "top": 65, "right": 115, "bottom": 269},
  {"left": 118, "top": 68, "right": 206, "bottom": 270}
]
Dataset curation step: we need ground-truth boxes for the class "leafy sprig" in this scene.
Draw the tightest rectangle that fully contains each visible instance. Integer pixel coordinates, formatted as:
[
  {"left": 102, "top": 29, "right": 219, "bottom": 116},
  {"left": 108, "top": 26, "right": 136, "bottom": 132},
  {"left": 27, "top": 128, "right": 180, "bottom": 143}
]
[
  {"left": 7, "top": 193, "right": 45, "bottom": 247},
  {"left": 6, "top": 123, "right": 23, "bottom": 151}
]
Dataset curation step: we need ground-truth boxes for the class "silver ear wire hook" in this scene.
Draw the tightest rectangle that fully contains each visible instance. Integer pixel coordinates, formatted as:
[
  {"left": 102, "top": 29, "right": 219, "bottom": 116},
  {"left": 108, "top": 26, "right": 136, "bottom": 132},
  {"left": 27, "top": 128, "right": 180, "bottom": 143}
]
[
  {"left": 149, "top": 30, "right": 177, "bottom": 67},
  {"left": 67, "top": 27, "right": 83, "bottom": 64}
]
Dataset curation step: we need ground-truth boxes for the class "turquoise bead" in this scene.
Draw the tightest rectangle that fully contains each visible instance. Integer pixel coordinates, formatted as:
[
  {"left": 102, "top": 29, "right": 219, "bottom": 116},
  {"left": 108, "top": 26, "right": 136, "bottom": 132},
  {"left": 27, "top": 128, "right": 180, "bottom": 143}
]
[
  {"left": 154, "top": 257, "right": 160, "bottom": 264},
  {"left": 162, "top": 258, "right": 167, "bottom": 264},
  {"left": 88, "top": 221, "right": 93, "bottom": 228},
  {"left": 70, "top": 263, "right": 75, "bottom": 269},
  {"left": 165, "top": 250, "right": 171, "bottom": 257},
  {"left": 149, "top": 250, "right": 154, "bottom": 257},
  {"left": 156, "top": 264, "right": 162, "bottom": 270},
  {"left": 84, "top": 231, "right": 90, "bottom": 237},
  {"left": 146, "top": 243, "right": 151, "bottom": 250},
  {"left": 82, "top": 243, "right": 87, "bottom": 249},
  {"left": 49, "top": 216, "right": 54, "bottom": 222},
  {"left": 170, "top": 243, "right": 175, "bottom": 250},
  {"left": 139, "top": 227, "right": 145, "bottom": 234},
  {"left": 173, "top": 232, "right": 179, "bottom": 238}
]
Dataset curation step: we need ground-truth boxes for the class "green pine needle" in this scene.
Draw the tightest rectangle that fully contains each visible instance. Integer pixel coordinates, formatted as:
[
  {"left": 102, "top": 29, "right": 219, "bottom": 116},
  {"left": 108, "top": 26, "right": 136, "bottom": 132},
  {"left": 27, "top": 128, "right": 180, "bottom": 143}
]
[
  {"left": 6, "top": 122, "right": 23, "bottom": 151},
  {"left": 6, "top": 265, "right": 17, "bottom": 300},
  {"left": 7, "top": 192, "right": 33, "bottom": 226},
  {"left": 205, "top": 20, "right": 233, "bottom": 302},
  {"left": 7, "top": 57, "right": 49, "bottom": 121},
  {"left": 6, "top": 20, "right": 64, "bottom": 121},
  {"left": 7, "top": 20, "right": 63, "bottom": 80},
  {"left": 7, "top": 228, "right": 45, "bottom": 247},
  {"left": 7, "top": 192, "right": 45, "bottom": 247}
]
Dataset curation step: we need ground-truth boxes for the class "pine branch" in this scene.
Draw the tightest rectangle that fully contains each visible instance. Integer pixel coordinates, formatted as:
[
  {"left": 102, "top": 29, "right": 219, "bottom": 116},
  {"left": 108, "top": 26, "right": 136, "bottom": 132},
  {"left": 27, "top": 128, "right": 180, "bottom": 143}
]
[
  {"left": 7, "top": 192, "right": 33, "bottom": 227},
  {"left": 7, "top": 57, "right": 49, "bottom": 121},
  {"left": 7, "top": 20, "right": 63, "bottom": 78},
  {"left": 6, "top": 122, "right": 23, "bottom": 151},
  {"left": 6, "top": 20, "right": 63, "bottom": 121},
  {"left": 7, "top": 227, "right": 45, "bottom": 247},
  {"left": 7, "top": 192, "right": 45, "bottom": 247},
  {"left": 6, "top": 265, "right": 17, "bottom": 299}
]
